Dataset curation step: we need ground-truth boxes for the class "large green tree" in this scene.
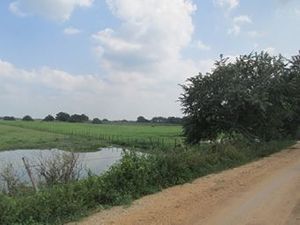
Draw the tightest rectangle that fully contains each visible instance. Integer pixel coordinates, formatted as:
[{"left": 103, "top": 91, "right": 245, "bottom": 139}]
[{"left": 180, "top": 52, "right": 300, "bottom": 143}]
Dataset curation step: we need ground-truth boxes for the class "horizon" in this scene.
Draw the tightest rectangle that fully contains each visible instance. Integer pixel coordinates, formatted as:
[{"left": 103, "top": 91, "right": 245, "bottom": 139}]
[{"left": 1, "top": 0, "right": 300, "bottom": 120}]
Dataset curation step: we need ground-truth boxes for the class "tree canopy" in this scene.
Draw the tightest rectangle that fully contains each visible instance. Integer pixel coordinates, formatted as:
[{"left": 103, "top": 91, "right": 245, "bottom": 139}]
[
  {"left": 92, "top": 118, "right": 102, "bottom": 124},
  {"left": 56, "top": 112, "right": 70, "bottom": 122},
  {"left": 137, "top": 116, "right": 149, "bottom": 123},
  {"left": 180, "top": 52, "right": 300, "bottom": 143},
  {"left": 3, "top": 116, "right": 16, "bottom": 121},
  {"left": 22, "top": 115, "right": 34, "bottom": 121},
  {"left": 68, "top": 114, "right": 89, "bottom": 123},
  {"left": 43, "top": 115, "right": 55, "bottom": 122}
]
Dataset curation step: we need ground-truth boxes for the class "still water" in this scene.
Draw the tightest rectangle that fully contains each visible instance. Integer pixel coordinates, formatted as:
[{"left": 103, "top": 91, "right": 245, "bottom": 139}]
[{"left": 0, "top": 148, "right": 124, "bottom": 182}]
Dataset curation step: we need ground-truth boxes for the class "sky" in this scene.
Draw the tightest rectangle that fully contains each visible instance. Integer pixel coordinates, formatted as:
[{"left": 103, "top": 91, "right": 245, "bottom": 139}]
[{"left": 0, "top": 0, "right": 300, "bottom": 120}]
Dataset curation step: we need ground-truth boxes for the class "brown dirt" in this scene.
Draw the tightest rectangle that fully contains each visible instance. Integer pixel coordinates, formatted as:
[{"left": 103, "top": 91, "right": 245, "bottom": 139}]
[{"left": 69, "top": 142, "right": 300, "bottom": 225}]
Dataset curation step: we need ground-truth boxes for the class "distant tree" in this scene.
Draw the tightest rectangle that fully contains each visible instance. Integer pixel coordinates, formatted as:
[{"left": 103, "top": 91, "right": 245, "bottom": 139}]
[
  {"left": 80, "top": 114, "right": 89, "bottom": 122},
  {"left": 69, "top": 114, "right": 89, "bottom": 123},
  {"left": 180, "top": 52, "right": 300, "bottom": 143},
  {"left": 166, "top": 117, "right": 182, "bottom": 124},
  {"left": 3, "top": 116, "right": 16, "bottom": 121},
  {"left": 151, "top": 116, "right": 182, "bottom": 124},
  {"left": 151, "top": 117, "right": 167, "bottom": 123},
  {"left": 137, "top": 116, "right": 149, "bottom": 123},
  {"left": 92, "top": 118, "right": 102, "bottom": 124},
  {"left": 43, "top": 115, "right": 55, "bottom": 122},
  {"left": 22, "top": 115, "right": 34, "bottom": 121},
  {"left": 102, "top": 119, "right": 109, "bottom": 123},
  {"left": 56, "top": 112, "right": 70, "bottom": 122}
]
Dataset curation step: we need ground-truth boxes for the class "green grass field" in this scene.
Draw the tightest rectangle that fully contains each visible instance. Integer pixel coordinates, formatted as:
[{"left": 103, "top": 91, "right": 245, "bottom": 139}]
[{"left": 0, "top": 120, "right": 183, "bottom": 151}]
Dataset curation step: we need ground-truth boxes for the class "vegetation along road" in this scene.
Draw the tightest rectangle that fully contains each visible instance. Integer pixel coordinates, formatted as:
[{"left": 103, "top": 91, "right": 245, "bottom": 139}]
[{"left": 69, "top": 142, "right": 300, "bottom": 225}]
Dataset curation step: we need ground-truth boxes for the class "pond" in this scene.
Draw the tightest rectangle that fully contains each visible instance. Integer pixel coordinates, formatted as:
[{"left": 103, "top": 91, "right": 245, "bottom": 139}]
[{"left": 0, "top": 148, "right": 124, "bottom": 183}]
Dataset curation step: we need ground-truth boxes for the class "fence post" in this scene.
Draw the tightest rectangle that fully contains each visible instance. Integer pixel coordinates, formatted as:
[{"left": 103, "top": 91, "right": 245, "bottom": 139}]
[{"left": 22, "top": 157, "right": 38, "bottom": 192}]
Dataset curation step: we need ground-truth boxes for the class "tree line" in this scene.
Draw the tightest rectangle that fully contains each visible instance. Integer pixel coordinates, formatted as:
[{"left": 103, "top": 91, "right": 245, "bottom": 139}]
[
  {"left": 1, "top": 113, "right": 183, "bottom": 124},
  {"left": 137, "top": 116, "right": 182, "bottom": 124}
]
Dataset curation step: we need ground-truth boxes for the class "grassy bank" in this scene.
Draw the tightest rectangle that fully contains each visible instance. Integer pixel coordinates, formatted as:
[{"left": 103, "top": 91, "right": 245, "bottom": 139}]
[
  {"left": 0, "top": 121, "right": 183, "bottom": 151},
  {"left": 0, "top": 139, "right": 295, "bottom": 225}
]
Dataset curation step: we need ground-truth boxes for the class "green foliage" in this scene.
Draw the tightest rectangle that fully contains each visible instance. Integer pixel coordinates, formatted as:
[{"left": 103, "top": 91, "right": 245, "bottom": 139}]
[
  {"left": 137, "top": 116, "right": 149, "bottom": 123},
  {"left": 0, "top": 140, "right": 294, "bottom": 225},
  {"left": 55, "top": 112, "right": 70, "bottom": 122},
  {"left": 2, "top": 116, "right": 16, "bottom": 121},
  {"left": 68, "top": 114, "right": 89, "bottom": 123},
  {"left": 92, "top": 118, "right": 102, "bottom": 124},
  {"left": 43, "top": 115, "right": 55, "bottom": 122},
  {"left": 180, "top": 52, "right": 300, "bottom": 143},
  {"left": 22, "top": 116, "right": 34, "bottom": 121},
  {"left": 0, "top": 194, "right": 18, "bottom": 225}
]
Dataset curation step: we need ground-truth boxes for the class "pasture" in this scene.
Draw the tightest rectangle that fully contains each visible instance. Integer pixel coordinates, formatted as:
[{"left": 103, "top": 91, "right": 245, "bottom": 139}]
[{"left": 0, "top": 120, "right": 183, "bottom": 151}]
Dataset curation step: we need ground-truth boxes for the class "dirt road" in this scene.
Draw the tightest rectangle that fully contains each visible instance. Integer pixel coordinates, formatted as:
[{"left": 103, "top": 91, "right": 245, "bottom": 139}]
[{"left": 70, "top": 142, "right": 300, "bottom": 225}]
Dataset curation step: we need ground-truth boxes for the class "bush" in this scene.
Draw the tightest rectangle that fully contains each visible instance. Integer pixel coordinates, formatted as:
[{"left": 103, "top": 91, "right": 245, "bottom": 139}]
[
  {"left": 3, "top": 116, "right": 16, "bottom": 121},
  {"left": 92, "top": 118, "right": 102, "bottom": 124},
  {"left": 55, "top": 112, "right": 70, "bottom": 122},
  {"left": 68, "top": 114, "right": 89, "bottom": 123},
  {"left": 0, "top": 194, "right": 18, "bottom": 225},
  {"left": 43, "top": 115, "right": 55, "bottom": 122},
  {"left": 35, "top": 151, "right": 82, "bottom": 186},
  {"left": 22, "top": 116, "right": 34, "bottom": 121}
]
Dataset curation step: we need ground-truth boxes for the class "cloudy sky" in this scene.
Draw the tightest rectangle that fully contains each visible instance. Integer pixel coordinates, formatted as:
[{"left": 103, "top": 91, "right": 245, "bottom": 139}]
[{"left": 0, "top": 0, "right": 299, "bottom": 120}]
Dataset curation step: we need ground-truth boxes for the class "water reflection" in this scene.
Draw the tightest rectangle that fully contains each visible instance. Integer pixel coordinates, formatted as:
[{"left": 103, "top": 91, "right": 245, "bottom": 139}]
[{"left": 0, "top": 148, "right": 123, "bottom": 183}]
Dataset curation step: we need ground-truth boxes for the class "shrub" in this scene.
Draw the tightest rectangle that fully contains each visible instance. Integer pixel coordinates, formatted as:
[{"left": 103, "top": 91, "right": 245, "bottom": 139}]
[
  {"left": 69, "top": 114, "right": 89, "bottom": 123},
  {"left": 0, "top": 163, "right": 23, "bottom": 196},
  {"left": 0, "top": 194, "right": 18, "bottom": 225},
  {"left": 3, "top": 116, "right": 16, "bottom": 121},
  {"left": 43, "top": 115, "right": 55, "bottom": 122},
  {"left": 92, "top": 118, "right": 102, "bottom": 124},
  {"left": 35, "top": 151, "right": 83, "bottom": 186},
  {"left": 22, "top": 115, "right": 34, "bottom": 121},
  {"left": 55, "top": 112, "right": 70, "bottom": 122}
]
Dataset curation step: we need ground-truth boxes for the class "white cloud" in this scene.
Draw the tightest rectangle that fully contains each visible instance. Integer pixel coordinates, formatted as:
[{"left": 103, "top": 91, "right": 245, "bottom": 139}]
[
  {"left": 228, "top": 15, "right": 252, "bottom": 36},
  {"left": 93, "top": 0, "right": 197, "bottom": 72},
  {"left": 213, "top": 0, "right": 239, "bottom": 11},
  {"left": 295, "top": 8, "right": 300, "bottom": 16},
  {"left": 0, "top": 59, "right": 104, "bottom": 93},
  {"left": 2, "top": 0, "right": 218, "bottom": 119},
  {"left": 64, "top": 27, "right": 82, "bottom": 35},
  {"left": 92, "top": 28, "right": 141, "bottom": 53},
  {"left": 228, "top": 25, "right": 241, "bottom": 35},
  {"left": 9, "top": 0, "right": 94, "bottom": 21},
  {"left": 233, "top": 15, "right": 252, "bottom": 24},
  {"left": 247, "top": 30, "right": 265, "bottom": 38},
  {"left": 0, "top": 55, "right": 213, "bottom": 119},
  {"left": 9, "top": 1, "right": 27, "bottom": 17},
  {"left": 195, "top": 40, "right": 211, "bottom": 51}
]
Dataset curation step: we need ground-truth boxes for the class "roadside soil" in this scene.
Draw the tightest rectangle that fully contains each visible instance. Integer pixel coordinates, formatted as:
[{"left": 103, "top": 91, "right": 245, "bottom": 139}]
[{"left": 69, "top": 142, "right": 300, "bottom": 225}]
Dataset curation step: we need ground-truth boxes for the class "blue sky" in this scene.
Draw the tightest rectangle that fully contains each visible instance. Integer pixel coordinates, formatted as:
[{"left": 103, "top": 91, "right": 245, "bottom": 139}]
[{"left": 0, "top": 0, "right": 300, "bottom": 120}]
